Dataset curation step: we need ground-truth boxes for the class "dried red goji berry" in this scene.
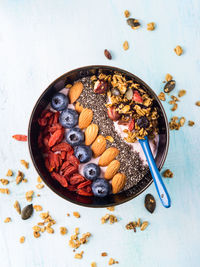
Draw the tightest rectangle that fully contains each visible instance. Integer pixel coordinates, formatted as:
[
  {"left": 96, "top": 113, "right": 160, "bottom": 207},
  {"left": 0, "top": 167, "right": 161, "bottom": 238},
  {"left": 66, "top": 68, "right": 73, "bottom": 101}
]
[
  {"left": 38, "top": 132, "right": 43, "bottom": 148},
  {"left": 77, "top": 189, "right": 93, "bottom": 196},
  {"left": 53, "top": 111, "right": 60, "bottom": 124},
  {"left": 53, "top": 153, "right": 60, "bottom": 171},
  {"left": 38, "top": 117, "right": 48, "bottom": 126},
  {"left": 52, "top": 142, "right": 72, "bottom": 152},
  {"left": 61, "top": 151, "right": 67, "bottom": 160},
  {"left": 85, "top": 185, "right": 92, "bottom": 193},
  {"left": 12, "top": 135, "right": 27, "bottom": 141},
  {"left": 48, "top": 152, "right": 56, "bottom": 171},
  {"left": 69, "top": 174, "right": 85, "bottom": 185},
  {"left": 67, "top": 185, "right": 77, "bottom": 191},
  {"left": 49, "top": 123, "right": 63, "bottom": 133},
  {"left": 77, "top": 180, "right": 92, "bottom": 189},
  {"left": 51, "top": 172, "right": 68, "bottom": 187},
  {"left": 63, "top": 165, "right": 78, "bottom": 178},
  {"left": 45, "top": 157, "right": 51, "bottom": 171},
  {"left": 48, "top": 129, "right": 64, "bottom": 147},
  {"left": 60, "top": 161, "right": 71, "bottom": 171},
  {"left": 48, "top": 115, "right": 54, "bottom": 126},
  {"left": 128, "top": 118, "right": 135, "bottom": 131},
  {"left": 57, "top": 153, "right": 62, "bottom": 167},
  {"left": 67, "top": 154, "right": 80, "bottom": 166}
]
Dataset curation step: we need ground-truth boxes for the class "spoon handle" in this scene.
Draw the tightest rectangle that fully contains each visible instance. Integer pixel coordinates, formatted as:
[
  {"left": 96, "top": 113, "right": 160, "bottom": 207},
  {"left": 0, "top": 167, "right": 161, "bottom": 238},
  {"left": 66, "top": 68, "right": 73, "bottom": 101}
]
[{"left": 139, "top": 136, "right": 171, "bottom": 208}]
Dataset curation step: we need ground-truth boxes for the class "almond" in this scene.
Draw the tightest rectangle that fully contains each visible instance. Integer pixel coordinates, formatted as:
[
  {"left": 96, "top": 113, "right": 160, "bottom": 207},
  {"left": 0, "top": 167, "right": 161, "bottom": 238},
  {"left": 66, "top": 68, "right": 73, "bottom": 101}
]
[
  {"left": 104, "top": 160, "right": 120, "bottom": 180},
  {"left": 91, "top": 135, "right": 106, "bottom": 158},
  {"left": 75, "top": 102, "right": 84, "bottom": 113},
  {"left": 98, "top": 147, "right": 119, "bottom": 167},
  {"left": 78, "top": 108, "right": 93, "bottom": 129},
  {"left": 68, "top": 82, "right": 83, "bottom": 104},
  {"left": 112, "top": 173, "right": 126, "bottom": 194},
  {"left": 85, "top": 124, "right": 99, "bottom": 146}
]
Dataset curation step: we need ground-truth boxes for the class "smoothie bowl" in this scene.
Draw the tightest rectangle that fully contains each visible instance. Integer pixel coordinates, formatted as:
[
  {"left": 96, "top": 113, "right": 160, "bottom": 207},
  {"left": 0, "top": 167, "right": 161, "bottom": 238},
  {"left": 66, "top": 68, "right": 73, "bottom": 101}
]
[{"left": 28, "top": 66, "right": 169, "bottom": 207}]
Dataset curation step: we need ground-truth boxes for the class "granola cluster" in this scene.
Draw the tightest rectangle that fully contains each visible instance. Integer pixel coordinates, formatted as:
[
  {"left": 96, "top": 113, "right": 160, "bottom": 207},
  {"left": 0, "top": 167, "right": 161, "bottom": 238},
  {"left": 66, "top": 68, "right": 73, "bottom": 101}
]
[{"left": 91, "top": 72, "right": 159, "bottom": 143}]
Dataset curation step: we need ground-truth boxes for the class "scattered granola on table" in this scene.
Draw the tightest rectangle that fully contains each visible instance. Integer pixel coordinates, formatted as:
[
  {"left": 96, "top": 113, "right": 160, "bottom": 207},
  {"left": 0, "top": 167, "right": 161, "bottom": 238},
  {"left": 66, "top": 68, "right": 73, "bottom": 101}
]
[
  {"left": 178, "top": 90, "right": 186, "bottom": 97},
  {"left": 91, "top": 262, "right": 97, "bottom": 267},
  {"left": 16, "top": 171, "right": 24, "bottom": 184},
  {"left": 33, "top": 205, "right": 43, "bottom": 211},
  {"left": 4, "top": 217, "right": 11, "bottom": 223},
  {"left": 74, "top": 251, "right": 84, "bottom": 259},
  {"left": 188, "top": 120, "right": 195, "bottom": 126},
  {"left": 20, "top": 160, "right": 29, "bottom": 169},
  {"left": 127, "top": 18, "right": 140, "bottom": 29},
  {"left": 158, "top": 92, "right": 166, "bottom": 101},
  {"left": 108, "top": 258, "right": 118, "bottom": 265},
  {"left": 123, "top": 41, "right": 129, "bottom": 50},
  {"left": 165, "top": 73, "right": 173, "bottom": 82},
  {"left": 0, "top": 178, "right": 9, "bottom": 185},
  {"left": 14, "top": 200, "right": 21, "bottom": 214},
  {"left": 37, "top": 176, "right": 42, "bottom": 183},
  {"left": 6, "top": 169, "right": 13, "bottom": 176},
  {"left": 73, "top": 211, "right": 80, "bottom": 218},
  {"left": 147, "top": 22, "right": 155, "bottom": 31},
  {"left": 174, "top": 45, "right": 183, "bottom": 56},
  {"left": 140, "top": 221, "right": 149, "bottom": 231},
  {"left": 107, "top": 206, "right": 115, "bottom": 212},
  {"left": 19, "top": 236, "right": 25, "bottom": 243},
  {"left": 169, "top": 116, "right": 186, "bottom": 130},
  {"left": 69, "top": 229, "right": 91, "bottom": 249},
  {"left": 25, "top": 190, "right": 34, "bottom": 202},
  {"left": 101, "top": 252, "right": 108, "bottom": 257},
  {"left": 126, "top": 218, "right": 148, "bottom": 232},
  {"left": 124, "top": 10, "right": 130, "bottom": 18},
  {"left": 0, "top": 188, "right": 10, "bottom": 194},
  {"left": 36, "top": 183, "right": 44, "bottom": 189},
  {"left": 162, "top": 169, "right": 173, "bottom": 178},
  {"left": 195, "top": 101, "right": 200, "bottom": 106},
  {"left": 60, "top": 226, "right": 67, "bottom": 235},
  {"left": 104, "top": 49, "right": 112, "bottom": 60},
  {"left": 101, "top": 214, "right": 118, "bottom": 224}
]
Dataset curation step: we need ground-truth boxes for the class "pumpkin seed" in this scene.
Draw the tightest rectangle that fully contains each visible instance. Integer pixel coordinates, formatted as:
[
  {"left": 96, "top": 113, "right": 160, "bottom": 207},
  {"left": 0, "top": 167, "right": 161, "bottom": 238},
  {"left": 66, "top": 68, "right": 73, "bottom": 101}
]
[
  {"left": 127, "top": 18, "right": 140, "bottom": 28},
  {"left": 111, "top": 88, "right": 120, "bottom": 96},
  {"left": 145, "top": 194, "right": 156, "bottom": 213},
  {"left": 21, "top": 204, "right": 33, "bottom": 220},
  {"left": 164, "top": 80, "right": 176, "bottom": 93}
]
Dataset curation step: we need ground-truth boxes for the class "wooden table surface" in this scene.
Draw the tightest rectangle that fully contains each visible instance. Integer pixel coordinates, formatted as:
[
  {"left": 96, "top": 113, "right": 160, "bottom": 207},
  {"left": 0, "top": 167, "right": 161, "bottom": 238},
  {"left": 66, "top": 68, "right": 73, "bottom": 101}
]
[{"left": 0, "top": 0, "right": 200, "bottom": 266}]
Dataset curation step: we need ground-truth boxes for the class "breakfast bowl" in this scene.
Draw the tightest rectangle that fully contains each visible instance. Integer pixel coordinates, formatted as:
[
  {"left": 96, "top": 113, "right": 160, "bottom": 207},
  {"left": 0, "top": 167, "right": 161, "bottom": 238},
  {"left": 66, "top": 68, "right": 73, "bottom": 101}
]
[{"left": 28, "top": 65, "right": 169, "bottom": 207}]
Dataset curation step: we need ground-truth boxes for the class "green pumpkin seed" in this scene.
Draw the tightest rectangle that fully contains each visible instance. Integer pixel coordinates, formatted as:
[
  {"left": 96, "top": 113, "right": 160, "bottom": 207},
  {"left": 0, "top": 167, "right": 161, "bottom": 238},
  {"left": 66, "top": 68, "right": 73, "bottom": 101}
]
[
  {"left": 127, "top": 18, "right": 140, "bottom": 27},
  {"left": 164, "top": 80, "right": 176, "bottom": 93},
  {"left": 21, "top": 204, "right": 33, "bottom": 220}
]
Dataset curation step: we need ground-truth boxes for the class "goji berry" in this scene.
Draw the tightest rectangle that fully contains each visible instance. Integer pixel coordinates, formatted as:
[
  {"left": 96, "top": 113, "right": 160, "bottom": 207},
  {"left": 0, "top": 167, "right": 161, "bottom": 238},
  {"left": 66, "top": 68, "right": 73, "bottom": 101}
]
[
  {"left": 67, "top": 154, "right": 80, "bottom": 166},
  {"left": 38, "top": 117, "right": 48, "bottom": 126},
  {"left": 60, "top": 161, "right": 71, "bottom": 171},
  {"left": 48, "top": 115, "right": 54, "bottom": 126},
  {"left": 53, "top": 111, "right": 60, "bottom": 124},
  {"left": 63, "top": 165, "right": 78, "bottom": 177},
  {"left": 77, "top": 180, "right": 92, "bottom": 189},
  {"left": 61, "top": 151, "right": 67, "bottom": 160},
  {"left": 67, "top": 185, "right": 77, "bottom": 191},
  {"left": 12, "top": 135, "right": 27, "bottom": 141},
  {"left": 70, "top": 174, "right": 85, "bottom": 185},
  {"left": 48, "top": 129, "right": 64, "bottom": 147},
  {"left": 51, "top": 172, "right": 68, "bottom": 187},
  {"left": 49, "top": 123, "right": 63, "bottom": 133},
  {"left": 52, "top": 142, "right": 72, "bottom": 152},
  {"left": 77, "top": 189, "right": 93, "bottom": 196},
  {"left": 38, "top": 132, "right": 43, "bottom": 148},
  {"left": 133, "top": 90, "right": 143, "bottom": 103},
  {"left": 128, "top": 118, "right": 135, "bottom": 131}
]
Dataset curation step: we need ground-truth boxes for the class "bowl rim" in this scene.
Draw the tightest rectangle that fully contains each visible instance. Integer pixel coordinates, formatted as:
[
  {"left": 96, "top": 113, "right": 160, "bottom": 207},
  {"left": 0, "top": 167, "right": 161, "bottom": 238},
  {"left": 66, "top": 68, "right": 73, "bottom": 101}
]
[{"left": 28, "top": 65, "right": 169, "bottom": 208}]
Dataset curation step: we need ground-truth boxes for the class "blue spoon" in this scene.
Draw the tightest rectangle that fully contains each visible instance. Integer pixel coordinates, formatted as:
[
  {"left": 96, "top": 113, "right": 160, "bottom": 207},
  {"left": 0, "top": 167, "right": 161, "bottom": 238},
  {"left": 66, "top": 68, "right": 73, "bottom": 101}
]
[{"left": 139, "top": 136, "right": 171, "bottom": 208}]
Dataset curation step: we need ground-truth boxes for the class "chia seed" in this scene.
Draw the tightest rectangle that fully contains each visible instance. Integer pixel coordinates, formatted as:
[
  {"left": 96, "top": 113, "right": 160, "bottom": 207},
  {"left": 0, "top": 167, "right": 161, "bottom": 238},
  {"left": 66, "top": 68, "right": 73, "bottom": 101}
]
[{"left": 78, "top": 77, "right": 149, "bottom": 190}]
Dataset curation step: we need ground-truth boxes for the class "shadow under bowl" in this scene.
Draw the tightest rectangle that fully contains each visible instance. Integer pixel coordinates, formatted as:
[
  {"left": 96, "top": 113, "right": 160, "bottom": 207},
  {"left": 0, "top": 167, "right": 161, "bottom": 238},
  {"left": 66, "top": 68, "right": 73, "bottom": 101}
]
[{"left": 28, "top": 65, "right": 169, "bottom": 208}]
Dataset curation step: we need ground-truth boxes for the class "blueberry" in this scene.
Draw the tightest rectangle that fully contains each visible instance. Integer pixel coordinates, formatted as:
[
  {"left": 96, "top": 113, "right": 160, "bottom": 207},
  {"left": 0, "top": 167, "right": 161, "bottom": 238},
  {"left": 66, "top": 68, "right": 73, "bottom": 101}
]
[
  {"left": 74, "top": 145, "right": 92, "bottom": 163},
  {"left": 137, "top": 116, "right": 150, "bottom": 129},
  {"left": 66, "top": 128, "right": 84, "bottom": 146},
  {"left": 51, "top": 93, "right": 68, "bottom": 111},
  {"left": 59, "top": 109, "right": 78, "bottom": 128},
  {"left": 83, "top": 163, "right": 101, "bottom": 180},
  {"left": 91, "top": 178, "right": 111, "bottom": 197}
]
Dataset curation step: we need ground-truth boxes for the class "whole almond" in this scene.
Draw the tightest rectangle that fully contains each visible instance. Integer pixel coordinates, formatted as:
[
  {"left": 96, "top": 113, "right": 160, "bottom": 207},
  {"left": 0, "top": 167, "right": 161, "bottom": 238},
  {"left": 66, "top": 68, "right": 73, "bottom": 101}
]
[
  {"left": 68, "top": 82, "right": 83, "bottom": 104},
  {"left": 78, "top": 108, "right": 93, "bottom": 129},
  {"left": 75, "top": 102, "right": 84, "bottom": 113},
  {"left": 98, "top": 147, "right": 119, "bottom": 167},
  {"left": 112, "top": 173, "right": 126, "bottom": 194},
  {"left": 104, "top": 160, "right": 120, "bottom": 180},
  {"left": 85, "top": 124, "right": 99, "bottom": 146},
  {"left": 91, "top": 135, "right": 106, "bottom": 158}
]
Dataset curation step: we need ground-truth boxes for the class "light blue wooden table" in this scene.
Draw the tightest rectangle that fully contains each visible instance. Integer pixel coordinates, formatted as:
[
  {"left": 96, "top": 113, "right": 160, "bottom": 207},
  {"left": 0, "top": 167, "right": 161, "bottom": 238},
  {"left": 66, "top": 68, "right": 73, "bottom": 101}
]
[{"left": 0, "top": 0, "right": 200, "bottom": 266}]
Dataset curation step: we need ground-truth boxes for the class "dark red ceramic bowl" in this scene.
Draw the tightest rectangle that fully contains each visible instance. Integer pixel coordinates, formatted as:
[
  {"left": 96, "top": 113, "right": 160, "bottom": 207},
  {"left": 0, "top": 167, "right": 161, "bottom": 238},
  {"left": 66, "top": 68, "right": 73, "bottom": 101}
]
[{"left": 28, "top": 65, "right": 169, "bottom": 207}]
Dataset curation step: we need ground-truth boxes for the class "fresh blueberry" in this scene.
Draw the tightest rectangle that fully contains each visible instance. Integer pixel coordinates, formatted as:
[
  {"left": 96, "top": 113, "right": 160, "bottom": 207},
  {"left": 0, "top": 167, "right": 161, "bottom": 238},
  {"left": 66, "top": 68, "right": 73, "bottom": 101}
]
[
  {"left": 51, "top": 93, "right": 68, "bottom": 111},
  {"left": 137, "top": 116, "right": 150, "bottom": 129},
  {"left": 59, "top": 109, "right": 78, "bottom": 128},
  {"left": 66, "top": 128, "right": 84, "bottom": 146},
  {"left": 83, "top": 163, "right": 101, "bottom": 180},
  {"left": 74, "top": 145, "right": 92, "bottom": 163},
  {"left": 91, "top": 178, "right": 111, "bottom": 197}
]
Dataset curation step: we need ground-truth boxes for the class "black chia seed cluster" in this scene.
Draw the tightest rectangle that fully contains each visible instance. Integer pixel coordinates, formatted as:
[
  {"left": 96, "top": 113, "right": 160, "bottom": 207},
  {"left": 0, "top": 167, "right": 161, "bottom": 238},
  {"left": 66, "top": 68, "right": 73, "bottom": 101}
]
[{"left": 78, "top": 77, "right": 149, "bottom": 190}]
